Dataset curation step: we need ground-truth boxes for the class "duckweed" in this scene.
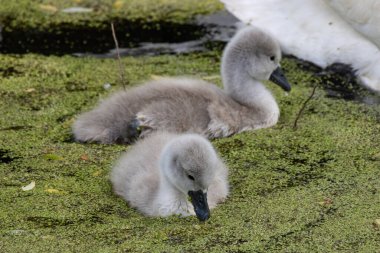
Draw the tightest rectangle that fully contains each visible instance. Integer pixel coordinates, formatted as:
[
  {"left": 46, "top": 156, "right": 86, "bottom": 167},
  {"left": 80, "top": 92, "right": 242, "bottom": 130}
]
[{"left": 0, "top": 52, "right": 379, "bottom": 252}]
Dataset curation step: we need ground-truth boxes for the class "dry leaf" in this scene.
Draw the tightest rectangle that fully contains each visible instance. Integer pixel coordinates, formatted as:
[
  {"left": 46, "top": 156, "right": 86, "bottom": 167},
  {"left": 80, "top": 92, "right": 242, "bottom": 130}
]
[
  {"left": 372, "top": 152, "right": 380, "bottom": 161},
  {"left": 80, "top": 154, "right": 89, "bottom": 161},
  {"left": 25, "top": 88, "right": 36, "bottom": 93},
  {"left": 324, "top": 198, "right": 333, "bottom": 205},
  {"left": 113, "top": 0, "right": 124, "bottom": 9},
  {"left": 318, "top": 197, "right": 333, "bottom": 206},
  {"left": 151, "top": 75, "right": 166, "bottom": 80},
  {"left": 22, "top": 181, "right": 35, "bottom": 191},
  {"left": 39, "top": 4, "right": 58, "bottom": 13},
  {"left": 373, "top": 219, "right": 380, "bottom": 229},
  {"left": 93, "top": 170, "right": 102, "bottom": 177},
  {"left": 45, "top": 188, "right": 60, "bottom": 194}
]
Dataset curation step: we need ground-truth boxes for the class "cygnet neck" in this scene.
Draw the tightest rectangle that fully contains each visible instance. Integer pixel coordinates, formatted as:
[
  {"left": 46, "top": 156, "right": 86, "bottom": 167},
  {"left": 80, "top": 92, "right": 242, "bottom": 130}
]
[
  {"left": 160, "top": 171, "right": 184, "bottom": 198},
  {"left": 159, "top": 150, "right": 186, "bottom": 200},
  {"left": 221, "top": 58, "right": 279, "bottom": 117}
]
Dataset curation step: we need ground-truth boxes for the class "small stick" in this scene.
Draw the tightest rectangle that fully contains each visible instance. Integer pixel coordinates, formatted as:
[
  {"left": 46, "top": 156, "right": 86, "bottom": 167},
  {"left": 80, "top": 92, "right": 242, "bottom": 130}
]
[
  {"left": 111, "top": 22, "right": 127, "bottom": 90},
  {"left": 293, "top": 83, "right": 318, "bottom": 130}
]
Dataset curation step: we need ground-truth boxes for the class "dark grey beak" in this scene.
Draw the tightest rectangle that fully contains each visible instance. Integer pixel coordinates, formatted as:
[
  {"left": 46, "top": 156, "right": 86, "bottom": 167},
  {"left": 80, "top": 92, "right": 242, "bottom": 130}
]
[
  {"left": 269, "top": 67, "right": 291, "bottom": 92},
  {"left": 188, "top": 190, "right": 210, "bottom": 221}
]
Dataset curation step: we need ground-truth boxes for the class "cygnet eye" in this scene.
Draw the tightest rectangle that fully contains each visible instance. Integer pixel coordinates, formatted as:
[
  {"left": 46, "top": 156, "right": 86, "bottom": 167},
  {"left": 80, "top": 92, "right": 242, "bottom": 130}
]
[
  {"left": 187, "top": 174, "right": 195, "bottom": 181},
  {"left": 270, "top": 55, "right": 275, "bottom": 61}
]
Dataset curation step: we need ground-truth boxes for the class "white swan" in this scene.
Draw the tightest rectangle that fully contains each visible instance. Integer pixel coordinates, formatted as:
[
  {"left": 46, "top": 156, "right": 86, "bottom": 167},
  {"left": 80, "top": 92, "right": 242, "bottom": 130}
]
[
  {"left": 72, "top": 26, "right": 291, "bottom": 144},
  {"left": 221, "top": 0, "right": 380, "bottom": 92},
  {"left": 326, "top": 0, "right": 380, "bottom": 48},
  {"left": 110, "top": 132, "right": 229, "bottom": 221}
]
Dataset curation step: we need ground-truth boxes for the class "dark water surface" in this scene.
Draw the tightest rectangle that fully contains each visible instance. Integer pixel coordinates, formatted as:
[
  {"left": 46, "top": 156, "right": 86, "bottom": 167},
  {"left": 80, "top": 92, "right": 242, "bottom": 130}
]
[{"left": 0, "top": 11, "right": 237, "bottom": 56}]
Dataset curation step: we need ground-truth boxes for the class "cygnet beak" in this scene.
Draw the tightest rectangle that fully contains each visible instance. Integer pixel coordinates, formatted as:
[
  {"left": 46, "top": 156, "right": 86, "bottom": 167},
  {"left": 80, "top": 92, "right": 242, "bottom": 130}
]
[
  {"left": 188, "top": 190, "right": 210, "bottom": 221},
  {"left": 269, "top": 67, "right": 291, "bottom": 92}
]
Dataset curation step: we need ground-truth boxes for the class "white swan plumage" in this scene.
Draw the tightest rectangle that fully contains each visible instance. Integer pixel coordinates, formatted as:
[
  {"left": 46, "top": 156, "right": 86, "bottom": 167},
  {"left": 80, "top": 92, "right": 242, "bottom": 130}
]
[
  {"left": 326, "top": 0, "right": 380, "bottom": 48},
  {"left": 221, "top": 0, "right": 380, "bottom": 92}
]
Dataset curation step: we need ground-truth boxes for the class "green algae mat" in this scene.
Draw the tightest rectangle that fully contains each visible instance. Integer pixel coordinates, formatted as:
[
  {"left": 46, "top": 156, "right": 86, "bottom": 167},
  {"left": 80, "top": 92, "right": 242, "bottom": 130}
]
[
  {"left": 0, "top": 2, "right": 380, "bottom": 250},
  {"left": 0, "top": 52, "right": 379, "bottom": 252},
  {"left": 0, "top": 0, "right": 222, "bottom": 27}
]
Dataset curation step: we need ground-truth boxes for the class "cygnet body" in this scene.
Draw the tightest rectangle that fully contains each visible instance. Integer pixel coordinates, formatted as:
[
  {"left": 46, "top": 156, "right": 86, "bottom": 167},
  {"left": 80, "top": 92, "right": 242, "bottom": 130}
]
[
  {"left": 221, "top": 0, "right": 380, "bottom": 92},
  {"left": 73, "top": 26, "right": 291, "bottom": 144},
  {"left": 110, "top": 132, "right": 229, "bottom": 221}
]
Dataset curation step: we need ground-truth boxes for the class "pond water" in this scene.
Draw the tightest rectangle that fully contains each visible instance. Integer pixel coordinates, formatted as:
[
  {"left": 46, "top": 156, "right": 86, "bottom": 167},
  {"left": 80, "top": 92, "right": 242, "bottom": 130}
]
[
  {"left": 74, "top": 11, "right": 239, "bottom": 57},
  {"left": 0, "top": 11, "right": 237, "bottom": 56}
]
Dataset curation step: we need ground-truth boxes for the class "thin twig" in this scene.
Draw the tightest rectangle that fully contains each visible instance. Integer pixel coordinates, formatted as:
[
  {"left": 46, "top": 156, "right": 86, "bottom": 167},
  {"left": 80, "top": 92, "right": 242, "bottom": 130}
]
[
  {"left": 293, "top": 83, "right": 318, "bottom": 130},
  {"left": 111, "top": 22, "right": 127, "bottom": 90}
]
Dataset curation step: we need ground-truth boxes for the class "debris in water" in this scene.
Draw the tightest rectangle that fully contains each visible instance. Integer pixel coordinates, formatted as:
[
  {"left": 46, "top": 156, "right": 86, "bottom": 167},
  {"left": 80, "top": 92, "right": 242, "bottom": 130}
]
[
  {"left": 318, "top": 197, "right": 333, "bottom": 206},
  {"left": 61, "top": 7, "right": 93, "bottom": 13},
  {"left": 45, "top": 188, "right": 61, "bottom": 194},
  {"left": 373, "top": 219, "right": 380, "bottom": 229},
  {"left": 103, "top": 83, "right": 112, "bottom": 90},
  {"left": 80, "top": 154, "right": 89, "bottom": 161},
  {"left": 39, "top": 4, "right": 58, "bottom": 13},
  {"left": 25, "top": 88, "right": 36, "bottom": 93},
  {"left": 22, "top": 181, "right": 35, "bottom": 191}
]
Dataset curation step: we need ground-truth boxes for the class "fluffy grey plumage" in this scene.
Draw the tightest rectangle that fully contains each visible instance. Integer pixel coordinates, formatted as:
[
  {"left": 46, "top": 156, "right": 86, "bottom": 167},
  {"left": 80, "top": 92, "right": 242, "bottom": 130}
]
[
  {"left": 110, "top": 132, "right": 229, "bottom": 220},
  {"left": 73, "top": 26, "right": 291, "bottom": 144}
]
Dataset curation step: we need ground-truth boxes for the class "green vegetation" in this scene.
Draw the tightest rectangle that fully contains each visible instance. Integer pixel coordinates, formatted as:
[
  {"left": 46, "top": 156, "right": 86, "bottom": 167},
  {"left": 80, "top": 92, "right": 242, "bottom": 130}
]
[
  {"left": 0, "top": 3, "right": 379, "bottom": 251},
  {"left": 0, "top": 51, "right": 379, "bottom": 252},
  {"left": 0, "top": 0, "right": 223, "bottom": 30},
  {"left": 0, "top": 0, "right": 223, "bottom": 54}
]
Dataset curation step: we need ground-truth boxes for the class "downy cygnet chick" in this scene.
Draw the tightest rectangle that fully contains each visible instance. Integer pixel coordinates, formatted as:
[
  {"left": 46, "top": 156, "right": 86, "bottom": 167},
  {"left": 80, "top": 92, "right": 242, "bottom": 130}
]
[
  {"left": 221, "top": 0, "right": 380, "bottom": 92},
  {"left": 110, "top": 132, "right": 229, "bottom": 221},
  {"left": 73, "top": 26, "right": 291, "bottom": 144}
]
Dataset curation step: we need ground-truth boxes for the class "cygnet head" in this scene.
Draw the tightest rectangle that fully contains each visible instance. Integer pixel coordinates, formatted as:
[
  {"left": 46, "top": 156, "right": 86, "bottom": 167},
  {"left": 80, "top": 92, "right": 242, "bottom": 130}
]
[
  {"left": 159, "top": 134, "right": 220, "bottom": 221},
  {"left": 222, "top": 26, "right": 291, "bottom": 92}
]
